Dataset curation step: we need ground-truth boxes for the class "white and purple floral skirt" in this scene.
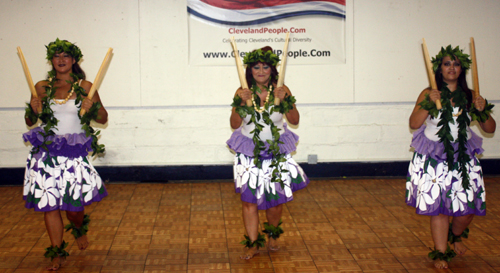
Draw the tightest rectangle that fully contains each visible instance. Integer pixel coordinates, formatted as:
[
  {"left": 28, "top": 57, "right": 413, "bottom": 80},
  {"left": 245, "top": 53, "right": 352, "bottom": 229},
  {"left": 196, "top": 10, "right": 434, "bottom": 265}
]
[
  {"left": 23, "top": 127, "right": 108, "bottom": 212},
  {"left": 406, "top": 126, "right": 486, "bottom": 216},
  {"left": 227, "top": 125, "right": 309, "bottom": 210}
]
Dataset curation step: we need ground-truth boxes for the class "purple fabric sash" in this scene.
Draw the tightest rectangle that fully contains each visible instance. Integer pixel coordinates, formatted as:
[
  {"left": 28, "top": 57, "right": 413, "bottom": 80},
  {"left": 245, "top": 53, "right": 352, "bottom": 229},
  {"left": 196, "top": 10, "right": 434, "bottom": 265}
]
[
  {"left": 23, "top": 127, "right": 93, "bottom": 159},
  {"left": 410, "top": 125, "right": 484, "bottom": 162},
  {"left": 227, "top": 123, "right": 299, "bottom": 158}
]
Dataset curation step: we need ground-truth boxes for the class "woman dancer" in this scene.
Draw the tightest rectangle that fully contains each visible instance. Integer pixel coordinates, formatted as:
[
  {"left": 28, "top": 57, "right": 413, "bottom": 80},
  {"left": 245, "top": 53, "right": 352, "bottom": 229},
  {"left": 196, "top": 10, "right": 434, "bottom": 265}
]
[
  {"left": 227, "top": 46, "right": 309, "bottom": 259},
  {"left": 23, "top": 39, "right": 108, "bottom": 270},
  {"left": 406, "top": 45, "right": 495, "bottom": 269}
]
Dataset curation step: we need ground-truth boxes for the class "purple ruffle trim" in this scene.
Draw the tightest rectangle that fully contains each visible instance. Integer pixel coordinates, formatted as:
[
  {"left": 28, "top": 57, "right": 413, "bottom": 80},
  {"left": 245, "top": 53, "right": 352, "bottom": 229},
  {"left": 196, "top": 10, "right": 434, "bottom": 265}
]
[
  {"left": 227, "top": 123, "right": 299, "bottom": 158},
  {"left": 23, "top": 127, "right": 93, "bottom": 159},
  {"left": 410, "top": 125, "right": 484, "bottom": 162}
]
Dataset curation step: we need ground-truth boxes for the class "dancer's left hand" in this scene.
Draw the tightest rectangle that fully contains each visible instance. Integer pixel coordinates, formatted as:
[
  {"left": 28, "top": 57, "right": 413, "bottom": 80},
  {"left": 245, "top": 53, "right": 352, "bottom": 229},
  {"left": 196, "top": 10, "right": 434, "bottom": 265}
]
[
  {"left": 474, "top": 96, "right": 486, "bottom": 111},
  {"left": 81, "top": 98, "right": 94, "bottom": 112},
  {"left": 275, "top": 86, "right": 286, "bottom": 100}
]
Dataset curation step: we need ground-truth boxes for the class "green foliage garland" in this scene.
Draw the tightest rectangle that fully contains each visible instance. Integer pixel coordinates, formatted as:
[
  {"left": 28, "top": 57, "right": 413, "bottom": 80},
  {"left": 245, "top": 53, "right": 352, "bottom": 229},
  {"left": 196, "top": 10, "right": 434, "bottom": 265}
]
[
  {"left": 65, "top": 214, "right": 90, "bottom": 239},
  {"left": 418, "top": 94, "right": 440, "bottom": 119},
  {"left": 431, "top": 45, "right": 471, "bottom": 73},
  {"left": 240, "top": 233, "right": 266, "bottom": 249},
  {"left": 24, "top": 72, "right": 105, "bottom": 156},
  {"left": 231, "top": 81, "right": 296, "bottom": 188},
  {"left": 24, "top": 103, "right": 38, "bottom": 125},
  {"left": 471, "top": 100, "right": 494, "bottom": 123},
  {"left": 46, "top": 38, "right": 83, "bottom": 62},
  {"left": 428, "top": 246, "right": 457, "bottom": 262},
  {"left": 262, "top": 220, "right": 284, "bottom": 239},
  {"left": 243, "top": 49, "right": 280, "bottom": 67},
  {"left": 418, "top": 84, "right": 494, "bottom": 190},
  {"left": 448, "top": 224, "right": 469, "bottom": 244},
  {"left": 44, "top": 241, "right": 70, "bottom": 261}
]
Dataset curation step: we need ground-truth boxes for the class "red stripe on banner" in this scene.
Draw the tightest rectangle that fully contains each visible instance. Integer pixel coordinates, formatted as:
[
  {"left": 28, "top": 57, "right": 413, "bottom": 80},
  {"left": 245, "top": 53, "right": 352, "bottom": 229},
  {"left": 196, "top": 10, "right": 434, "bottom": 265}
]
[{"left": 200, "top": 0, "right": 345, "bottom": 10}]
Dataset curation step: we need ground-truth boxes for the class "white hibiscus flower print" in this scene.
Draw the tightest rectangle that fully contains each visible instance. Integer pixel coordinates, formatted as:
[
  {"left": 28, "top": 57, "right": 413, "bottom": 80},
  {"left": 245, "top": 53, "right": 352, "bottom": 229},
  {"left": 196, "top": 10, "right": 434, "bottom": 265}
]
[
  {"left": 233, "top": 156, "right": 244, "bottom": 188},
  {"left": 415, "top": 165, "right": 441, "bottom": 211},
  {"left": 450, "top": 182, "right": 468, "bottom": 213},
  {"left": 406, "top": 179, "right": 414, "bottom": 202},
  {"left": 64, "top": 171, "right": 81, "bottom": 201},
  {"left": 24, "top": 168, "right": 38, "bottom": 196},
  {"left": 34, "top": 175, "right": 58, "bottom": 209},
  {"left": 254, "top": 160, "right": 271, "bottom": 200},
  {"left": 278, "top": 159, "right": 294, "bottom": 198},
  {"left": 237, "top": 154, "right": 260, "bottom": 190}
]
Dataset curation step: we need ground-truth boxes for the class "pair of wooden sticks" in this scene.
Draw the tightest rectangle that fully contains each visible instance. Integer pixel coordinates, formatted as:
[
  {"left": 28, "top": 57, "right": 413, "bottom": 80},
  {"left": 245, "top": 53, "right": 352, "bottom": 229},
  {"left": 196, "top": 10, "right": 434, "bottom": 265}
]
[
  {"left": 422, "top": 38, "right": 480, "bottom": 110},
  {"left": 17, "top": 47, "right": 113, "bottom": 116},
  {"left": 230, "top": 32, "right": 290, "bottom": 107}
]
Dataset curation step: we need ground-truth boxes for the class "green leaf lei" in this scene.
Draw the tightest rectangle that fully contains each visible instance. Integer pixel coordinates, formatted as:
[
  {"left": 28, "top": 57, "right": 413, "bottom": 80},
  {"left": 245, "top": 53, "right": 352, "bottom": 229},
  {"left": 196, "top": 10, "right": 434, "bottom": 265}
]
[
  {"left": 262, "top": 220, "right": 284, "bottom": 239},
  {"left": 24, "top": 71, "right": 105, "bottom": 156},
  {"left": 240, "top": 233, "right": 266, "bottom": 249},
  {"left": 231, "top": 80, "right": 296, "bottom": 189},
  {"left": 448, "top": 224, "right": 469, "bottom": 244},
  {"left": 419, "top": 84, "right": 494, "bottom": 190},
  {"left": 44, "top": 240, "right": 70, "bottom": 261},
  {"left": 428, "top": 246, "right": 456, "bottom": 262},
  {"left": 65, "top": 214, "right": 90, "bottom": 239},
  {"left": 471, "top": 100, "right": 494, "bottom": 123}
]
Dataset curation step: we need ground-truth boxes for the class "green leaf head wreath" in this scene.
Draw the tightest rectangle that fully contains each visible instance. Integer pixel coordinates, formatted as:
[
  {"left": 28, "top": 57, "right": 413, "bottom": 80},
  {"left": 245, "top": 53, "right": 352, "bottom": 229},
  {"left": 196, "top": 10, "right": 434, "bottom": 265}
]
[
  {"left": 243, "top": 48, "right": 280, "bottom": 67},
  {"left": 431, "top": 45, "right": 471, "bottom": 73},
  {"left": 46, "top": 38, "right": 83, "bottom": 62}
]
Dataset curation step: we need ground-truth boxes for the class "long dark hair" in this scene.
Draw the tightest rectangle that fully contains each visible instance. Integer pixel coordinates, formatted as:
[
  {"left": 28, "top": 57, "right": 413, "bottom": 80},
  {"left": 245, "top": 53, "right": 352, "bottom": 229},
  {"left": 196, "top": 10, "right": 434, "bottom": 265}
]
[
  {"left": 244, "top": 46, "right": 278, "bottom": 88},
  {"left": 435, "top": 63, "right": 472, "bottom": 111},
  {"left": 71, "top": 63, "right": 86, "bottom": 80}
]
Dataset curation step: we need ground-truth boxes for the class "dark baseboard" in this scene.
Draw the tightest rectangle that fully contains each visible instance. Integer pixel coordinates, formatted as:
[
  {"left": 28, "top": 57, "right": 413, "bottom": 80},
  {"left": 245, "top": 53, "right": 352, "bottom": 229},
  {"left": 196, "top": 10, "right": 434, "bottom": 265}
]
[{"left": 2, "top": 159, "right": 499, "bottom": 186}]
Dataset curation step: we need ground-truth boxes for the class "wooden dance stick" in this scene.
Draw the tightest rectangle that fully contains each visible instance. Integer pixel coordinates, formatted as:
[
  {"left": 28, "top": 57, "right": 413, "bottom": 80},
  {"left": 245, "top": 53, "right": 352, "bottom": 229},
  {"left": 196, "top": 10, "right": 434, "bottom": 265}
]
[
  {"left": 422, "top": 38, "right": 442, "bottom": 110},
  {"left": 276, "top": 32, "right": 290, "bottom": 105},
  {"left": 230, "top": 37, "right": 252, "bottom": 107},
  {"left": 470, "top": 37, "right": 480, "bottom": 99},
  {"left": 17, "top": 47, "right": 42, "bottom": 113},
  {"left": 80, "top": 48, "right": 113, "bottom": 116}
]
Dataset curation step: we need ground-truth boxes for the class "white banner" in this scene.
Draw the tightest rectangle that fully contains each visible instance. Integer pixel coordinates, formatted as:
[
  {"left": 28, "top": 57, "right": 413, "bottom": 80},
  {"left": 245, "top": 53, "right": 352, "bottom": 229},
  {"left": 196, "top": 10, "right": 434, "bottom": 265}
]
[{"left": 187, "top": 0, "right": 346, "bottom": 66}]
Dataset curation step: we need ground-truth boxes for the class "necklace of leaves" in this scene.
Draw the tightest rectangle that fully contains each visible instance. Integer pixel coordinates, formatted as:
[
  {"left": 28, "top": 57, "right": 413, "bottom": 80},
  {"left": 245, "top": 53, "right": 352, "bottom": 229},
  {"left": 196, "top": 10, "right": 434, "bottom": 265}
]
[
  {"left": 419, "top": 84, "right": 476, "bottom": 190},
  {"left": 25, "top": 71, "right": 105, "bottom": 156},
  {"left": 231, "top": 78, "right": 296, "bottom": 188}
]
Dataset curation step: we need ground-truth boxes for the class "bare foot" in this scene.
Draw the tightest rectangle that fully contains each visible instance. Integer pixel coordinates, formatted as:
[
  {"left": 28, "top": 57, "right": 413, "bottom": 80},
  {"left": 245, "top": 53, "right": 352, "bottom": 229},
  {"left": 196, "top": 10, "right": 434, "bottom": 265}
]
[
  {"left": 454, "top": 241, "right": 467, "bottom": 255},
  {"left": 268, "top": 238, "right": 280, "bottom": 251},
  {"left": 434, "top": 259, "right": 448, "bottom": 269},
  {"left": 240, "top": 246, "right": 259, "bottom": 260},
  {"left": 76, "top": 235, "right": 89, "bottom": 250},
  {"left": 46, "top": 256, "right": 65, "bottom": 271}
]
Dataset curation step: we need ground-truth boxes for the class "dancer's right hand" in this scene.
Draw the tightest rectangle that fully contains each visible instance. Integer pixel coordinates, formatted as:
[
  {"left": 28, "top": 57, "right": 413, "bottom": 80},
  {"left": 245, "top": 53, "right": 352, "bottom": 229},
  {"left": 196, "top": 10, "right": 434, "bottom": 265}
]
[
  {"left": 30, "top": 97, "right": 42, "bottom": 114},
  {"left": 428, "top": 89, "right": 441, "bottom": 104},
  {"left": 237, "top": 88, "right": 252, "bottom": 103}
]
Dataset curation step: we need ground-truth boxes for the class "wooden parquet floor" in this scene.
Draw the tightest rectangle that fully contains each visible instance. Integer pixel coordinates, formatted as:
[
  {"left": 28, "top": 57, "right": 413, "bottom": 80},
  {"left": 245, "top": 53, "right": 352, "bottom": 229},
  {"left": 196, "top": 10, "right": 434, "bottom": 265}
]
[{"left": 1, "top": 177, "right": 500, "bottom": 272}]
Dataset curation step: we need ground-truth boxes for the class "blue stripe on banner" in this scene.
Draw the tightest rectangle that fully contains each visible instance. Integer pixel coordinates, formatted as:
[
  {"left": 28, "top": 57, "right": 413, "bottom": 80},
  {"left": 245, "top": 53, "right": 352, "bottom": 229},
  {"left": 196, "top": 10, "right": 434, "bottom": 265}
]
[{"left": 187, "top": 7, "right": 345, "bottom": 26}]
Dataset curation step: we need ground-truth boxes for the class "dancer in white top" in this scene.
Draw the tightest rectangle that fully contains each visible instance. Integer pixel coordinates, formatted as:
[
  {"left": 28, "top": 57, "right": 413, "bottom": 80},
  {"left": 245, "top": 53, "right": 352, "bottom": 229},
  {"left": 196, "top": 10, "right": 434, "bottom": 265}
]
[
  {"left": 407, "top": 45, "right": 495, "bottom": 269},
  {"left": 23, "top": 39, "right": 108, "bottom": 271},
  {"left": 227, "top": 46, "right": 309, "bottom": 259}
]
